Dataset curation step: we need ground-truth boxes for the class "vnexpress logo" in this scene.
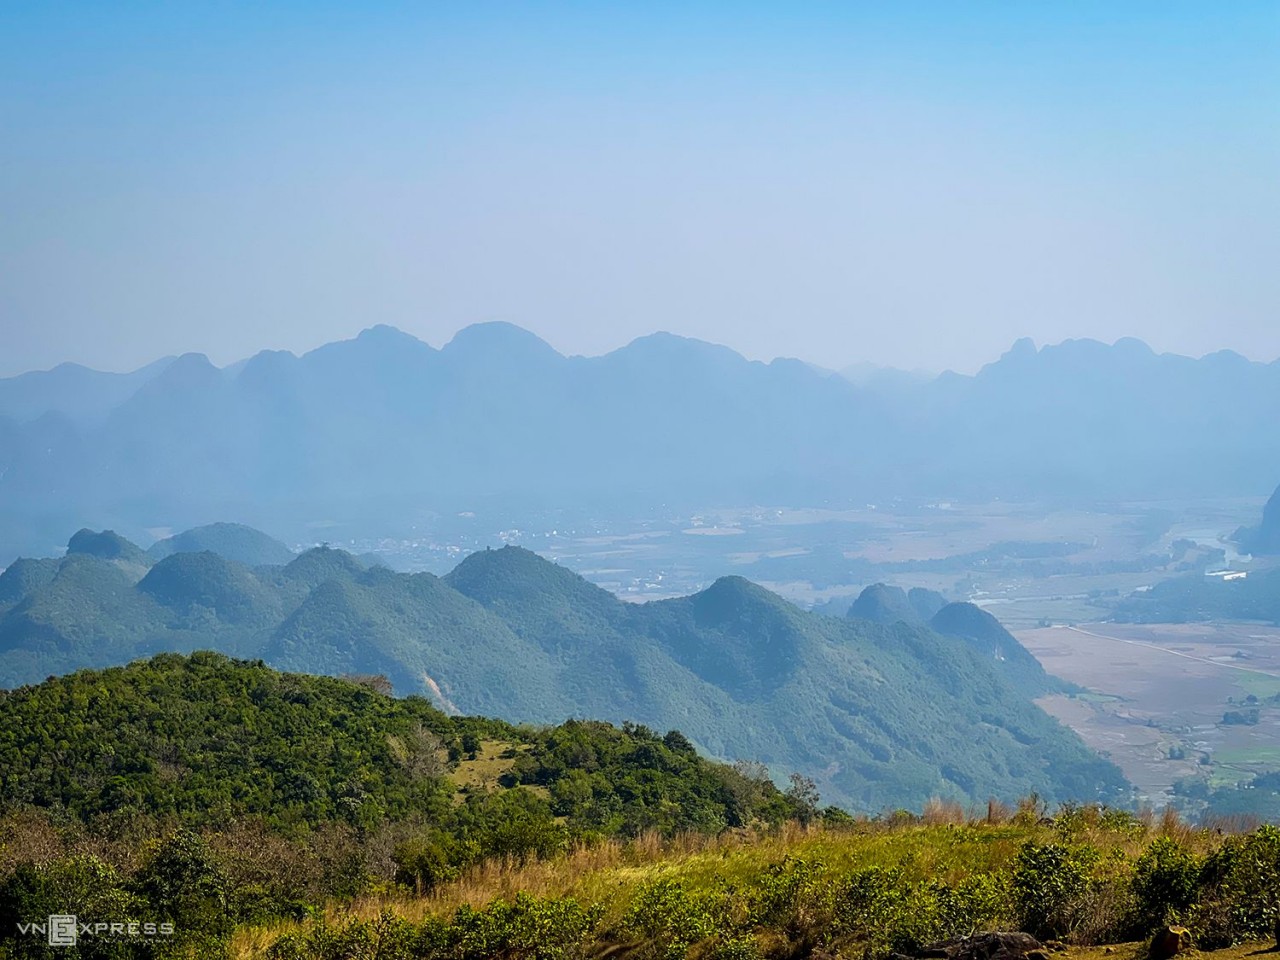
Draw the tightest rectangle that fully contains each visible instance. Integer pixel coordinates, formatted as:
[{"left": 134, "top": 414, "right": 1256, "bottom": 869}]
[
  {"left": 16, "top": 915, "right": 176, "bottom": 947},
  {"left": 13, "top": 915, "right": 78, "bottom": 946}
]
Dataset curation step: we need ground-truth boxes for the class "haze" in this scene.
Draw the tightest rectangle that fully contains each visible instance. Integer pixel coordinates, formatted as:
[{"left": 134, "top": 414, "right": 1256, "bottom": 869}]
[{"left": 2, "top": 2, "right": 1278, "bottom": 377}]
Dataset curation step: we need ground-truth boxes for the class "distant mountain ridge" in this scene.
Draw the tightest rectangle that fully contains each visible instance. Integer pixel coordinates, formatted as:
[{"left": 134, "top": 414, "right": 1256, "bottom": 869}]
[
  {"left": 1, "top": 326, "right": 1278, "bottom": 560},
  {"left": 0, "top": 356, "right": 175, "bottom": 424},
  {"left": 0, "top": 528, "right": 1129, "bottom": 811}
]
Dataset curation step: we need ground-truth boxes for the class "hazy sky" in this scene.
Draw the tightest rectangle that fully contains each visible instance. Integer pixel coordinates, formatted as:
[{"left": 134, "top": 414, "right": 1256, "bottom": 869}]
[{"left": 2, "top": 2, "right": 1277, "bottom": 377}]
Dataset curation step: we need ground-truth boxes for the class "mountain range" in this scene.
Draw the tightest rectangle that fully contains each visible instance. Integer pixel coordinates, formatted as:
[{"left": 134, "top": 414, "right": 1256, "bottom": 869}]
[
  {"left": 2, "top": 325, "right": 1278, "bottom": 561},
  {"left": 0, "top": 527, "right": 1128, "bottom": 811}
]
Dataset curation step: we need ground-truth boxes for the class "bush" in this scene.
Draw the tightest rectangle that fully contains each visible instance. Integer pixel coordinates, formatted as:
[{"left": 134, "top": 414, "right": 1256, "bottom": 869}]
[
  {"left": 393, "top": 834, "right": 465, "bottom": 894},
  {"left": 448, "top": 894, "right": 602, "bottom": 960},
  {"left": 1012, "top": 842, "right": 1098, "bottom": 940},
  {"left": 832, "top": 865, "right": 1010, "bottom": 958},
  {"left": 267, "top": 912, "right": 424, "bottom": 960},
  {"left": 744, "top": 857, "right": 828, "bottom": 933},
  {"left": 1187, "top": 825, "right": 1280, "bottom": 947},
  {"left": 1129, "top": 838, "right": 1201, "bottom": 935},
  {"left": 268, "top": 896, "right": 602, "bottom": 960},
  {"left": 622, "top": 878, "right": 725, "bottom": 959}
]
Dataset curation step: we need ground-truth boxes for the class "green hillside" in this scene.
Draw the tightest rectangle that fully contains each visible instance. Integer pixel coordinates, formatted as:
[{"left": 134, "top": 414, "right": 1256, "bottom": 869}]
[
  {"left": 0, "top": 653, "right": 790, "bottom": 836},
  {"left": 0, "top": 654, "right": 807, "bottom": 958},
  {"left": 929, "top": 601, "right": 1069, "bottom": 695},
  {"left": 0, "top": 557, "right": 57, "bottom": 608},
  {"left": 0, "top": 533, "right": 1130, "bottom": 811},
  {"left": 264, "top": 566, "right": 565, "bottom": 720},
  {"left": 140, "top": 551, "right": 283, "bottom": 626},
  {"left": 0, "top": 659, "right": 1272, "bottom": 960},
  {"left": 66, "top": 527, "right": 150, "bottom": 565},
  {"left": 847, "top": 582, "right": 947, "bottom": 625},
  {"left": 253, "top": 811, "right": 1280, "bottom": 960}
]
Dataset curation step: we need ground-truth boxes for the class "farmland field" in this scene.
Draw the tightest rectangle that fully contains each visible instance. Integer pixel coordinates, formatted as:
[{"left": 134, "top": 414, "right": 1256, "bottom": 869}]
[{"left": 1019, "top": 622, "right": 1280, "bottom": 806}]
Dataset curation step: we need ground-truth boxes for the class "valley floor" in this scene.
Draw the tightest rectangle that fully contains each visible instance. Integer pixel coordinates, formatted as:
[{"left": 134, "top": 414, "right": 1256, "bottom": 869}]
[{"left": 1019, "top": 623, "right": 1280, "bottom": 807}]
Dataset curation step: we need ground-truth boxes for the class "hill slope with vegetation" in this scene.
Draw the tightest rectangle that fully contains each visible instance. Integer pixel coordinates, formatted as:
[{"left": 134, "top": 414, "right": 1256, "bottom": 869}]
[
  {"left": 0, "top": 653, "right": 808, "bottom": 957},
  {"left": 1237, "top": 483, "right": 1280, "bottom": 556},
  {"left": 0, "top": 534, "right": 1129, "bottom": 811},
  {"left": 846, "top": 585, "right": 1067, "bottom": 696},
  {"left": 252, "top": 807, "right": 1280, "bottom": 960},
  {"left": 2, "top": 715, "right": 1277, "bottom": 960},
  {"left": 0, "top": 653, "right": 795, "bottom": 837}
]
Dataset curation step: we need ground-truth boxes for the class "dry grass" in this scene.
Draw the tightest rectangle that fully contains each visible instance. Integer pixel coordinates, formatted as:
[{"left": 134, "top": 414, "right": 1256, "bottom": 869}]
[
  {"left": 1201, "top": 812, "right": 1263, "bottom": 835},
  {"left": 922, "top": 797, "right": 967, "bottom": 826},
  {"left": 986, "top": 798, "right": 1014, "bottom": 825},
  {"left": 1157, "top": 806, "right": 1197, "bottom": 845}
]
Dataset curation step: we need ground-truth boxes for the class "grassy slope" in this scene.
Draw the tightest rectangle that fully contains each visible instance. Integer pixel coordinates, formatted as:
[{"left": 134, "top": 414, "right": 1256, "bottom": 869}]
[{"left": 232, "top": 809, "right": 1277, "bottom": 960}]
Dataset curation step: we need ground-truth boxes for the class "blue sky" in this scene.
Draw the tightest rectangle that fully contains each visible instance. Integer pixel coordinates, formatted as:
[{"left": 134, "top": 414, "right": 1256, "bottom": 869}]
[{"left": 1, "top": 2, "right": 1277, "bottom": 375}]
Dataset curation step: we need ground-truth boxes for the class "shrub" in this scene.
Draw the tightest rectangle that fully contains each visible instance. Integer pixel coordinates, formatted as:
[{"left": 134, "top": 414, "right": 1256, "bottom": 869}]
[
  {"left": 622, "top": 878, "right": 725, "bottom": 959},
  {"left": 1129, "top": 837, "right": 1201, "bottom": 935},
  {"left": 1012, "top": 842, "right": 1098, "bottom": 940},
  {"left": 707, "top": 936, "right": 762, "bottom": 960},
  {"left": 832, "top": 865, "right": 1010, "bottom": 958},
  {"left": 1187, "top": 825, "right": 1280, "bottom": 947},
  {"left": 267, "top": 912, "right": 424, "bottom": 960},
  {"left": 268, "top": 896, "right": 602, "bottom": 960},
  {"left": 393, "top": 833, "right": 464, "bottom": 894},
  {"left": 447, "top": 894, "right": 603, "bottom": 960},
  {"left": 744, "top": 857, "right": 828, "bottom": 933},
  {"left": 132, "top": 829, "right": 233, "bottom": 957}
]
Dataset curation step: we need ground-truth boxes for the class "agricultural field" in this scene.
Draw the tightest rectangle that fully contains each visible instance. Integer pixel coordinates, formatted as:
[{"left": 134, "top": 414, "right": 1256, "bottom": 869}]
[{"left": 1019, "top": 623, "right": 1280, "bottom": 807}]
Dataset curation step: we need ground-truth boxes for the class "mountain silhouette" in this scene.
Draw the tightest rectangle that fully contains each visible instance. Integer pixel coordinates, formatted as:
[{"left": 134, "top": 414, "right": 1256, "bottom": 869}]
[{"left": 4, "top": 327, "right": 1277, "bottom": 561}]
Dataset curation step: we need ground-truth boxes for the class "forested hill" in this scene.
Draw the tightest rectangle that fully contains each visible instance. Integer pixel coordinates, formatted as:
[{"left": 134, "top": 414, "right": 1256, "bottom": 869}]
[
  {"left": 0, "top": 531, "right": 1130, "bottom": 811},
  {"left": 0, "top": 652, "right": 799, "bottom": 836},
  {"left": 4, "top": 654, "right": 1271, "bottom": 960},
  {"left": 844, "top": 583, "right": 1064, "bottom": 696}
]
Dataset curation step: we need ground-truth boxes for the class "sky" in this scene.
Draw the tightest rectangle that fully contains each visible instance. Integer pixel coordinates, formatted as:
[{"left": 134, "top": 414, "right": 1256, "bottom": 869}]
[{"left": 1, "top": 2, "right": 1278, "bottom": 377}]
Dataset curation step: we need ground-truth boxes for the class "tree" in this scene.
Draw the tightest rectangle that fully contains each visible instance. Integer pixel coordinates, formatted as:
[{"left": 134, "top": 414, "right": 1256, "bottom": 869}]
[{"left": 786, "top": 773, "right": 820, "bottom": 824}]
